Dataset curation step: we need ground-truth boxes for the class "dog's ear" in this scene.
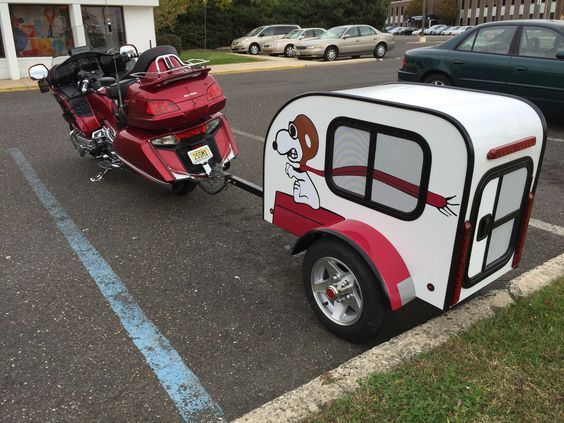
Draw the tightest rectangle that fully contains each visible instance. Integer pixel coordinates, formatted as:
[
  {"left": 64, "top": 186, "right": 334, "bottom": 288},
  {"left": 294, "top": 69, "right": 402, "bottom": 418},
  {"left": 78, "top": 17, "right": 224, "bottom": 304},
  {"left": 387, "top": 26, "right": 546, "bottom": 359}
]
[{"left": 294, "top": 114, "right": 319, "bottom": 164}]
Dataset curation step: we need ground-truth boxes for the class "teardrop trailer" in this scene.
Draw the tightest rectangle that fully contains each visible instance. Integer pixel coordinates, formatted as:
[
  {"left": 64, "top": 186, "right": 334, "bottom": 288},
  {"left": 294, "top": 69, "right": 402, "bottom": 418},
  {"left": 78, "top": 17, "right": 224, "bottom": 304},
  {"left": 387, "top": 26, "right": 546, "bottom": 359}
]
[{"left": 226, "top": 83, "right": 546, "bottom": 342}]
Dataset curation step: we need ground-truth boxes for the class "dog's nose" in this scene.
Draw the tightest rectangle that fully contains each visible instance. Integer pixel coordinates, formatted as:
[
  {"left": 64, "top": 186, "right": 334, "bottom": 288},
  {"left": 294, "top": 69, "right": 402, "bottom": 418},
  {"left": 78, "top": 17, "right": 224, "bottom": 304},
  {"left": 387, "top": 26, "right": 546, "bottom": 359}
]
[{"left": 272, "top": 141, "right": 278, "bottom": 150}]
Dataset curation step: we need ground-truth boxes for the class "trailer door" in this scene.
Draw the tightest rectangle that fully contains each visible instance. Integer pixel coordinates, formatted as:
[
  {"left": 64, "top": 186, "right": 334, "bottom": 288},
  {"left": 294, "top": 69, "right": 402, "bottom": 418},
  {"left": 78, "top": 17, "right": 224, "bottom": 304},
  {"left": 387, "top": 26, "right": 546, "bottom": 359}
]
[{"left": 466, "top": 161, "right": 531, "bottom": 285}]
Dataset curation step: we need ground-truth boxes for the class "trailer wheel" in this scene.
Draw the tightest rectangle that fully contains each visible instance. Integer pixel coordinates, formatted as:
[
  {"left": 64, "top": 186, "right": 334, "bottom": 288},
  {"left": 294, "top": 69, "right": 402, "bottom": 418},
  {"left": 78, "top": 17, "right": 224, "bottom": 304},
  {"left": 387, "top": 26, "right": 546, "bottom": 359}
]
[
  {"left": 171, "top": 180, "right": 198, "bottom": 196},
  {"left": 303, "top": 238, "right": 388, "bottom": 342}
]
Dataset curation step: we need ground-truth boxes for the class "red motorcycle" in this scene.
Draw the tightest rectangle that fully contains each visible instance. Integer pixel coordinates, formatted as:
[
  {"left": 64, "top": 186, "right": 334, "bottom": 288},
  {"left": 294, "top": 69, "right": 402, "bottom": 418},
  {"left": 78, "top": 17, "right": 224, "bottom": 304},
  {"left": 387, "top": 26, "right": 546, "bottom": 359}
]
[{"left": 28, "top": 44, "right": 238, "bottom": 194}]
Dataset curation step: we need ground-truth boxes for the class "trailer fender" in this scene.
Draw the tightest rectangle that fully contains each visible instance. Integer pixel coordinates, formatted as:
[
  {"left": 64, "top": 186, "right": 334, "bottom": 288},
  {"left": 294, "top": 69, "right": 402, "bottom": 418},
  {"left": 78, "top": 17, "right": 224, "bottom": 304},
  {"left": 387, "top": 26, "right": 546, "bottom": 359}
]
[{"left": 294, "top": 220, "right": 414, "bottom": 311}]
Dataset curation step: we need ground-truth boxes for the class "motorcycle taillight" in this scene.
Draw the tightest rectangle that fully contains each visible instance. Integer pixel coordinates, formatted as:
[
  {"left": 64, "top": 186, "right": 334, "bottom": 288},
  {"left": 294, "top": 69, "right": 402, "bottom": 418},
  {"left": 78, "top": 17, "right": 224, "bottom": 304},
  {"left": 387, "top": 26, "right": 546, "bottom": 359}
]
[
  {"left": 145, "top": 100, "right": 180, "bottom": 116},
  {"left": 207, "top": 83, "right": 223, "bottom": 101}
]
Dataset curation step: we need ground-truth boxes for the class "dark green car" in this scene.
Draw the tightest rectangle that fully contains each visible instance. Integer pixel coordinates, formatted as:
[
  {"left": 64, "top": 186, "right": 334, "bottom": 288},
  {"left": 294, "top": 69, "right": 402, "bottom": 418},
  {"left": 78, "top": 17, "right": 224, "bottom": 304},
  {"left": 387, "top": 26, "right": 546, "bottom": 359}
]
[{"left": 398, "top": 20, "right": 564, "bottom": 115}]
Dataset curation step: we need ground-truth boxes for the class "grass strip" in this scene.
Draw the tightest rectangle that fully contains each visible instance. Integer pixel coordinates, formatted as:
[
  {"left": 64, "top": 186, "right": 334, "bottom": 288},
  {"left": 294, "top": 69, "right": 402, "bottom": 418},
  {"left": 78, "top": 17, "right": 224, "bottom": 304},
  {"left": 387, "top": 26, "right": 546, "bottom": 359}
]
[
  {"left": 308, "top": 279, "right": 564, "bottom": 422},
  {"left": 180, "top": 49, "right": 264, "bottom": 66}
]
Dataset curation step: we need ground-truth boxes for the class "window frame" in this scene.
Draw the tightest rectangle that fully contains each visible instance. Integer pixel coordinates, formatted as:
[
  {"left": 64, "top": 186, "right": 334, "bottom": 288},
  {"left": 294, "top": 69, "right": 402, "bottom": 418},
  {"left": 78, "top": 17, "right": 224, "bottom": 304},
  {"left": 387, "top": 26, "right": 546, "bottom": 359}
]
[
  {"left": 455, "top": 24, "right": 519, "bottom": 56},
  {"left": 325, "top": 117, "right": 432, "bottom": 221},
  {"left": 81, "top": 5, "right": 126, "bottom": 51},
  {"left": 517, "top": 25, "right": 564, "bottom": 61}
]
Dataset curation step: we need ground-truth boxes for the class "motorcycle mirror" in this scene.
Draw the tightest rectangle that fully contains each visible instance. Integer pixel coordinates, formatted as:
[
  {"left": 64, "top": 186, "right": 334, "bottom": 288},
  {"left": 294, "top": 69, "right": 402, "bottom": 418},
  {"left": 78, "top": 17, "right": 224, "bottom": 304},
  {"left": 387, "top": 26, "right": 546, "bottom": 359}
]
[
  {"left": 119, "top": 44, "right": 138, "bottom": 59},
  {"left": 28, "top": 64, "right": 49, "bottom": 81}
]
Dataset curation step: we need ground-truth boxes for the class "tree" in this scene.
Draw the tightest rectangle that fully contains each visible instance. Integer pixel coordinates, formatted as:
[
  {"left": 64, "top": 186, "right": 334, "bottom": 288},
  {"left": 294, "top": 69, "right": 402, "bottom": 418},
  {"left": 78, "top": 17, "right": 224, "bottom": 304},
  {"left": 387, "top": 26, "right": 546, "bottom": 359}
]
[
  {"left": 405, "top": 0, "right": 423, "bottom": 20},
  {"left": 154, "top": 0, "right": 190, "bottom": 32},
  {"left": 435, "top": 0, "right": 460, "bottom": 25}
]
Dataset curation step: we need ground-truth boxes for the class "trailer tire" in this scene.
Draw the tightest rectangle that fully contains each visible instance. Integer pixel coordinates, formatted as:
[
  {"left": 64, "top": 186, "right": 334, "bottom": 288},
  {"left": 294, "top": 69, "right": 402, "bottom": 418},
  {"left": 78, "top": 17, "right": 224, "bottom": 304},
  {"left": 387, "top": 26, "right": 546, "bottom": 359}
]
[
  {"left": 171, "top": 180, "right": 198, "bottom": 195},
  {"left": 303, "top": 238, "right": 388, "bottom": 342}
]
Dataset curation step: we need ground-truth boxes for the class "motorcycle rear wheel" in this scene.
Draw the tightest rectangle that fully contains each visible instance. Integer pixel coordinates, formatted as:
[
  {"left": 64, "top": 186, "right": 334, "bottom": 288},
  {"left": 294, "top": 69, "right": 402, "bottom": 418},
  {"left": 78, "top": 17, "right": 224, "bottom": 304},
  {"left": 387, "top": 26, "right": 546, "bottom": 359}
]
[{"left": 171, "top": 180, "right": 198, "bottom": 196}]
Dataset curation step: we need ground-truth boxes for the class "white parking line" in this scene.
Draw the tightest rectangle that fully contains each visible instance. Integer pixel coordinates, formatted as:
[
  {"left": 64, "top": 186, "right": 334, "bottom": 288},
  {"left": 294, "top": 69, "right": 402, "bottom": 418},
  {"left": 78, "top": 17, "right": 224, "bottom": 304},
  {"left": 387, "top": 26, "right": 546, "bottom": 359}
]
[
  {"left": 232, "top": 128, "right": 264, "bottom": 142},
  {"left": 529, "top": 218, "right": 564, "bottom": 237},
  {"left": 548, "top": 137, "right": 564, "bottom": 144}
]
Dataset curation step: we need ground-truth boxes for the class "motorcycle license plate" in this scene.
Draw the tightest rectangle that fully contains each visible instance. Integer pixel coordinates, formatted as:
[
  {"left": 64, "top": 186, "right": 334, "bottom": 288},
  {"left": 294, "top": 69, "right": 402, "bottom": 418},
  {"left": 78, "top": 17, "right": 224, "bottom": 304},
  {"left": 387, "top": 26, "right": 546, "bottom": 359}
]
[{"left": 188, "top": 145, "right": 213, "bottom": 165}]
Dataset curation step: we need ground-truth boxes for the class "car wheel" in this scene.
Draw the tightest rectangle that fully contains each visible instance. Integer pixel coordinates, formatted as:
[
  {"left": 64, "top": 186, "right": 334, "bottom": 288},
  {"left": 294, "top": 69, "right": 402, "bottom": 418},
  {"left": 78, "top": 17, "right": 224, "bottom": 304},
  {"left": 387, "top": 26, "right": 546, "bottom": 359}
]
[
  {"left": 374, "top": 43, "right": 387, "bottom": 58},
  {"left": 323, "top": 46, "right": 338, "bottom": 62},
  {"left": 424, "top": 73, "right": 452, "bottom": 86},
  {"left": 284, "top": 44, "right": 295, "bottom": 57},
  {"left": 303, "top": 238, "right": 388, "bottom": 342},
  {"left": 249, "top": 43, "right": 260, "bottom": 55},
  {"left": 171, "top": 180, "right": 198, "bottom": 196}
]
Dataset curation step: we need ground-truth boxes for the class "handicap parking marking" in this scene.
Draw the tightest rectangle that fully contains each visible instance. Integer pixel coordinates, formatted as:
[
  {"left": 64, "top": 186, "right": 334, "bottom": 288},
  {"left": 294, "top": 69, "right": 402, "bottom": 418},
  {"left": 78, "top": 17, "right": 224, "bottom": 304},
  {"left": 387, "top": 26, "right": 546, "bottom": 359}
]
[{"left": 9, "top": 148, "right": 223, "bottom": 423}]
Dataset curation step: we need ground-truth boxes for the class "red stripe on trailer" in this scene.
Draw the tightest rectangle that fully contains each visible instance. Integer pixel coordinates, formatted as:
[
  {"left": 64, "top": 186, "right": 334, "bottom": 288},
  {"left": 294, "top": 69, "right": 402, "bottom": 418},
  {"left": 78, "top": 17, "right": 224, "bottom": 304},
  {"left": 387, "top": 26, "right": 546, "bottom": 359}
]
[
  {"left": 512, "top": 192, "right": 534, "bottom": 268},
  {"left": 272, "top": 191, "right": 344, "bottom": 237},
  {"left": 487, "top": 137, "right": 536, "bottom": 160},
  {"left": 322, "top": 220, "right": 411, "bottom": 310},
  {"left": 451, "top": 221, "right": 473, "bottom": 306}
]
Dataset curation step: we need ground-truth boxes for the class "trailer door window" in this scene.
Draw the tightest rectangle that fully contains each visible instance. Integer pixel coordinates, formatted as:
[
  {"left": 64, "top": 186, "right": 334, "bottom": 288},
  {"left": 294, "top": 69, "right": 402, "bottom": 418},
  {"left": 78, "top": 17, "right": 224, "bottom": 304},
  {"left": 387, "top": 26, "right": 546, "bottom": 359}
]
[
  {"left": 328, "top": 119, "right": 430, "bottom": 220},
  {"left": 466, "top": 162, "right": 531, "bottom": 285}
]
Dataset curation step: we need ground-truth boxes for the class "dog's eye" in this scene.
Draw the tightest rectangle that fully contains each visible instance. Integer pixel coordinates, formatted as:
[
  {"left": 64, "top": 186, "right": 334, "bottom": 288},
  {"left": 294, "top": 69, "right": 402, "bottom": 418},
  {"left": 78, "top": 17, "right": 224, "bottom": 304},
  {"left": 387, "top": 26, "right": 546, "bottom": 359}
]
[{"left": 288, "top": 123, "right": 298, "bottom": 139}]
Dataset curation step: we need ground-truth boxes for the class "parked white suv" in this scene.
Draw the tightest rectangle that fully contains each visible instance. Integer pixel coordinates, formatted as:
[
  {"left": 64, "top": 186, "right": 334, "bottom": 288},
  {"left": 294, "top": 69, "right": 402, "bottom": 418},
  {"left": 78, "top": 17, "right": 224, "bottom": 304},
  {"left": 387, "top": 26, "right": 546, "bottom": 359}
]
[{"left": 231, "top": 25, "right": 300, "bottom": 55}]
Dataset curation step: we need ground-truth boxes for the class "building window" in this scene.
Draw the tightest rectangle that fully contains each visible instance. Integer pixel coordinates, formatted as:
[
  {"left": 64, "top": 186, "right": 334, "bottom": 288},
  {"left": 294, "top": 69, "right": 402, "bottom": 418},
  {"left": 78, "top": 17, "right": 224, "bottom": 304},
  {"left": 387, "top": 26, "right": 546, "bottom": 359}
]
[
  {"left": 327, "top": 118, "right": 430, "bottom": 220},
  {"left": 9, "top": 5, "right": 74, "bottom": 57},
  {"left": 549, "top": 12, "right": 554, "bottom": 19},
  {"left": 82, "top": 6, "right": 125, "bottom": 50}
]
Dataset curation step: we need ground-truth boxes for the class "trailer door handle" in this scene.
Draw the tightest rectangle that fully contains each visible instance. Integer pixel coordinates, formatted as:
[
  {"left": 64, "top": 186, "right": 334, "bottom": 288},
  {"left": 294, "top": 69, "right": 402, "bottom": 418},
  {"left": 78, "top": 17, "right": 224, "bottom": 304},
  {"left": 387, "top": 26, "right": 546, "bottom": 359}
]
[
  {"left": 453, "top": 59, "right": 465, "bottom": 64},
  {"left": 477, "top": 214, "right": 493, "bottom": 241},
  {"left": 515, "top": 66, "right": 528, "bottom": 72}
]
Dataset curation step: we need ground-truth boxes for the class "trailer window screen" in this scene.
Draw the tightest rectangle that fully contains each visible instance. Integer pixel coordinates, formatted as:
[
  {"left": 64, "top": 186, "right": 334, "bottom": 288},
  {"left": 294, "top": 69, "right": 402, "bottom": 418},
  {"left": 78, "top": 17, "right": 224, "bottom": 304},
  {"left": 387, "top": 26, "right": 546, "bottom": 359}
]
[
  {"left": 372, "top": 133, "right": 423, "bottom": 212},
  {"left": 328, "top": 118, "right": 430, "bottom": 220},
  {"left": 332, "top": 126, "right": 370, "bottom": 197}
]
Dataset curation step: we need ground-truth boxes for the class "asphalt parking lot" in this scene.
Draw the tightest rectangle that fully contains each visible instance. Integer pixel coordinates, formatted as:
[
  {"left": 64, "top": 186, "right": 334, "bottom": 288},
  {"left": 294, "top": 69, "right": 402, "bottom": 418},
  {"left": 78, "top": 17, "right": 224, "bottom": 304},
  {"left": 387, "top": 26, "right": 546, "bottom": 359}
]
[{"left": 1, "top": 41, "right": 563, "bottom": 422}]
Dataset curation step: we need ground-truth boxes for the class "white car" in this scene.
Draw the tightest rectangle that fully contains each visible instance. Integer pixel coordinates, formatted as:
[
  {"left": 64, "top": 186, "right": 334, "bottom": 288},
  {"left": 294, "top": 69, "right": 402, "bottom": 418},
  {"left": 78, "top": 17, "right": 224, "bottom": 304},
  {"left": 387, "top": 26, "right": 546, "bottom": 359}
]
[
  {"left": 261, "top": 28, "right": 326, "bottom": 57},
  {"left": 231, "top": 25, "right": 300, "bottom": 55}
]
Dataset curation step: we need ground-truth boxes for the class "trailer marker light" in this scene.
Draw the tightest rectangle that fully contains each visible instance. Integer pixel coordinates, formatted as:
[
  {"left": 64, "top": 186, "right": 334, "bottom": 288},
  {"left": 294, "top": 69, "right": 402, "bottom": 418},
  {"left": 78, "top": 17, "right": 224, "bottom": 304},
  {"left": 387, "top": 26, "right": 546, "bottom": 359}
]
[
  {"left": 451, "top": 221, "right": 473, "bottom": 306},
  {"left": 487, "top": 137, "right": 536, "bottom": 160},
  {"left": 512, "top": 192, "right": 534, "bottom": 268}
]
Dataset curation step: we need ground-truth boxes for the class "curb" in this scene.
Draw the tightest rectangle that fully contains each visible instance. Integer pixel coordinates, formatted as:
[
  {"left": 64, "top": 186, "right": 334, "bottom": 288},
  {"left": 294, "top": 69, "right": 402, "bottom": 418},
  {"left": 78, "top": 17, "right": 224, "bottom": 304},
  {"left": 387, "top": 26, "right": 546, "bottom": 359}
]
[
  {"left": 0, "top": 84, "right": 39, "bottom": 93},
  {"left": 211, "top": 64, "right": 307, "bottom": 75},
  {"left": 234, "top": 252, "right": 564, "bottom": 422}
]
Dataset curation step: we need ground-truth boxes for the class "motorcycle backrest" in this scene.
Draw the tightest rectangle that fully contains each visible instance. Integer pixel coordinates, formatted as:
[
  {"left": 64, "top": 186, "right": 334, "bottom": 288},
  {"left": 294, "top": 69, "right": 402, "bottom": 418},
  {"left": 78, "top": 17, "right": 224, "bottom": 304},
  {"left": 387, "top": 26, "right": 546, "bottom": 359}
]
[{"left": 127, "top": 45, "right": 179, "bottom": 75}]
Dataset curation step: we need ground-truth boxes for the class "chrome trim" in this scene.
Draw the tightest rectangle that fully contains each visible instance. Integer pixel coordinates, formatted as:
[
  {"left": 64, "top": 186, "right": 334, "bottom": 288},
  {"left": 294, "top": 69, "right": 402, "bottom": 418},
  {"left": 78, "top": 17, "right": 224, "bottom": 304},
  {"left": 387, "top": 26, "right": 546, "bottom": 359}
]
[{"left": 115, "top": 154, "right": 170, "bottom": 186}]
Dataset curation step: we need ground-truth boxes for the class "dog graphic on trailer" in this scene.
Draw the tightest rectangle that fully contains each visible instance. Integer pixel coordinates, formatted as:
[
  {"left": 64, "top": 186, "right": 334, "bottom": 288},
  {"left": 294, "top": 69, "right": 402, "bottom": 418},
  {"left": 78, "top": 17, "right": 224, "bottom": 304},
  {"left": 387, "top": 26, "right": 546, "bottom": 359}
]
[{"left": 264, "top": 85, "right": 545, "bottom": 342}]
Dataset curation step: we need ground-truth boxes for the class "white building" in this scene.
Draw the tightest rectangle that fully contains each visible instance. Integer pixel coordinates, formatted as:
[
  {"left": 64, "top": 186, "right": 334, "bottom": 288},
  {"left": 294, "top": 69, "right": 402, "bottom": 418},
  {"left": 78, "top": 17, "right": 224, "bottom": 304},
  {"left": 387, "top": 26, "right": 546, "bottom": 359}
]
[{"left": 0, "top": 0, "right": 158, "bottom": 80}]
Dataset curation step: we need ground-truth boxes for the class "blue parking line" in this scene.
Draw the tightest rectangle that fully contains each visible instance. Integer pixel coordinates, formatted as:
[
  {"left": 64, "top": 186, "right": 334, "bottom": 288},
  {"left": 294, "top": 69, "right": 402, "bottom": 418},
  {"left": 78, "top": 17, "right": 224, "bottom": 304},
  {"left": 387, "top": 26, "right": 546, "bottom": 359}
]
[{"left": 9, "top": 148, "right": 223, "bottom": 422}]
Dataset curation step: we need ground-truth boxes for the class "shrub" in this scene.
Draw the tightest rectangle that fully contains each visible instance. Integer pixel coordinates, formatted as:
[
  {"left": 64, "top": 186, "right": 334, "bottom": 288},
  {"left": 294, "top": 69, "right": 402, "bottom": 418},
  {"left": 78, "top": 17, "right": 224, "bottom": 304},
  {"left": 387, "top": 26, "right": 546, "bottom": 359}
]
[{"left": 156, "top": 33, "right": 183, "bottom": 53}]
